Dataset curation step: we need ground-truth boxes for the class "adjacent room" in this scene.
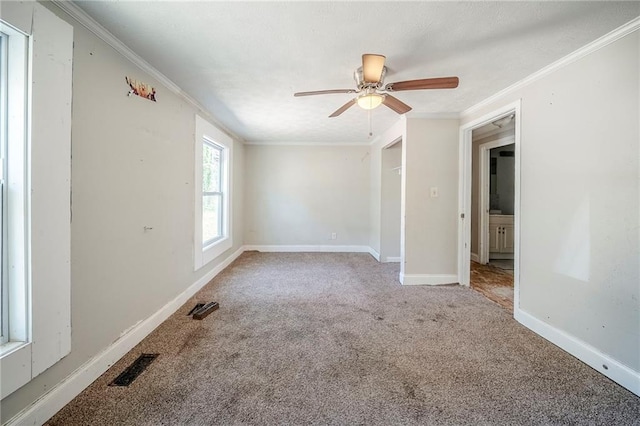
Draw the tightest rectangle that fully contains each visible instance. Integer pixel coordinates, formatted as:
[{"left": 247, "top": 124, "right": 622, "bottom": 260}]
[{"left": 1, "top": 1, "right": 639, "bottom": 425}]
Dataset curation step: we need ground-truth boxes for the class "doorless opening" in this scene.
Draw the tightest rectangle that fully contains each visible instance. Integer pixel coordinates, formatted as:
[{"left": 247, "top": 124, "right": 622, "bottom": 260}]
[{"left": 457, "top": 100, "right": 521, "bottom": 314}]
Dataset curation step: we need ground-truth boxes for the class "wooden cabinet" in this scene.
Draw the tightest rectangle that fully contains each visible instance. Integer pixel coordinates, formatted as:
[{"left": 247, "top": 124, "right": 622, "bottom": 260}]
[{"left": 489, "top": 215, "right": 514, "bottom": 259}]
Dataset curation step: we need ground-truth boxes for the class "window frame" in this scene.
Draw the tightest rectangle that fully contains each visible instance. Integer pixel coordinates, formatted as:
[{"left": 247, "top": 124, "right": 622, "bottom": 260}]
[
  {"left": 202, "top": 138, "right": 224, "bottom": 246},
  {"left": 0, "top": 22, "right": 29, "bottom": 352},
  {"left": 194, "top": 115, "right": 232, "bottom": 270},
  {"left": 0, "top": 2, "right": 72, "bottom": 399},
  {"left": 1, "top": 30, "right": 8, "bottom": 345}
]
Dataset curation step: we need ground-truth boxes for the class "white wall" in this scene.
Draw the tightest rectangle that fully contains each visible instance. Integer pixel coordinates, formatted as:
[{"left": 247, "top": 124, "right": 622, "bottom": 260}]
[
  {"left": 244, "top": 144, "right": 370, "bottom": 247},
  {"left": 402, "top": 118, "right": 460, "bottom": 285},
  {"left": 462, "top": 30, "right": 640, "bottom": 386},
  {"left": 380, "top": 143, "right": 402, "bottom": 261},
  {"left": 1, "top": 3, "right": 244, "bottom": 422}
]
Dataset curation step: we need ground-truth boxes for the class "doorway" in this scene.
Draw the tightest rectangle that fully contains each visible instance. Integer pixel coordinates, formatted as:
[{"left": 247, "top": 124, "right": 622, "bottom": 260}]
[
  {"left": 478, "top": 137, "right": 515, "bottom": 268},
  {"left": 457, "top": 101, "right": 521, "bottom": 314},
  {"left": 380, "top": 139, "right": 402, "bottom": 263},
  {"left": 470, "top": 120, "right": 515, "bottom": 310}
]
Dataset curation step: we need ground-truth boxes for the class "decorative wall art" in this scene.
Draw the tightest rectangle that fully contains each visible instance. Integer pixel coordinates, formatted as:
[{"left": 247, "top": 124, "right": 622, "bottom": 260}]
[{"left": 125, "top": 76, "right": 157, "bottom": 102}]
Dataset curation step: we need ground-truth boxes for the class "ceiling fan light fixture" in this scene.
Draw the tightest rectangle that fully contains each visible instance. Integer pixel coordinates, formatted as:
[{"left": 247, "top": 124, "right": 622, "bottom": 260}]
[{"left": 357, "top": 93, "right": 384, "bottom": 110}]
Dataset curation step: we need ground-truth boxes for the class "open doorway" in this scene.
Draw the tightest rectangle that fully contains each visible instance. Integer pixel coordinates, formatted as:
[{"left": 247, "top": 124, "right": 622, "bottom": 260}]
[
  {"left": 458, "top": 101, "right": 520, "bottom": 314},
  {"left": 470, "top": 118, "right": 515, "bottom": 310},
  {"left": 380, "top": 139, "right": 402, "bottom": 263}
]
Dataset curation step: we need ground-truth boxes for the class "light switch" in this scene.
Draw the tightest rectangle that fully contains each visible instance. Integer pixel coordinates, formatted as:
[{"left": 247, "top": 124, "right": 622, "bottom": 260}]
[{"left": 430, "top": 187, "right": 439, "bottom": 198}]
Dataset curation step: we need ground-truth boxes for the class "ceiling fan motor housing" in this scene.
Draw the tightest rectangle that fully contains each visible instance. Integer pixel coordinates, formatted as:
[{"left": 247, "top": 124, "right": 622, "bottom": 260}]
[{"left": 354, "top": 66, "right": 387, "bottom": 90}]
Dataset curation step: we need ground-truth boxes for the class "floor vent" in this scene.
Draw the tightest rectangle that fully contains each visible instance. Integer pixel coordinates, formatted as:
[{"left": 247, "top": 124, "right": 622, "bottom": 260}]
[
  {"left": 187, "top": 303, "right": 205, "bottom": 316},
  {"left": 109, "top": 353, "right": 158, "bottom": 387},
  {"left": 192, "top": 302, "right": 219, "bottom": 320},
  {"left": 188, "top": 301, "right": 219, "bottom": 320}
]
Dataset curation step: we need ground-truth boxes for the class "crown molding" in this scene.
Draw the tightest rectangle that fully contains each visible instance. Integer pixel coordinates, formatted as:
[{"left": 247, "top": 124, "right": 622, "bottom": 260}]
[
  {"left": 405, "top": 112, "right": 460, "bottom": 120},
  {"left": 462, "top": 16, "right": 640, "bottom": 118},
  {"left": 243, "top": 141, "right": 369, "bottom": 147},
  {"left": 50, "top": 0, "right": 244, "bottom": 143}
]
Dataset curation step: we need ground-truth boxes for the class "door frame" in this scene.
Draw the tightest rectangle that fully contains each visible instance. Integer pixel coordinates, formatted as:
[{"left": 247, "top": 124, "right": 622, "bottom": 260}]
[
  {"left": 457, "top": 100, "right": 521, "bottom": 313},
  {"left": 479, "top": 136, "right": 515, "bottom": 264}
]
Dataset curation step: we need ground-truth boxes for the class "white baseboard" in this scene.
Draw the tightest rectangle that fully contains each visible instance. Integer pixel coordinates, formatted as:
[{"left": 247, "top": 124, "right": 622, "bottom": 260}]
[
  {"left": 470, "top": 252, "right": 479, "bottom": 263},
  {"left": 368, "top": 247, "right": 380, "bottom": 262},
  {"left": 515, "top": 308, "right": 639, "bottom": 397},
  {"left": 400, "top": 273, "right": 458, "bottom": 286},
  {"left": 383, "top": 256, "right": 401, "bottom": 263},
  {"left": 489, "top": 253, "right": 514, "bottom": 260},
  {"left": 5, "top": 246, "right": 245, "bottom": 426},
  {"left": 244, "top": 244, "right": 372, "bottom": 253}
]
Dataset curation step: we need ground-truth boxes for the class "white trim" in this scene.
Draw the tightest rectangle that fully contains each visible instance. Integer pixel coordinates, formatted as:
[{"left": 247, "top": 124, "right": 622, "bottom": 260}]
[
  {"left": 1, "top": 2, "right": 73, "bottom": 398},
  {"left": 457, "top": 101, "right": 521, "bottom": 293},
  {"left": 515, "top": 309, "right": 640, "bottom": 397},
  {"left": 478, "top": 135, "right": 515, "bottom": 264},
  {"left": 0, "top": 20, "right": 31, "bottom": 398},
  {"left": 462, "top": 16, "right": 640, "bottom": 118},
  {"left": 49, "top": 0, "right": 243, "bottom": 144},
  {"left": 488, "top": 253, "right": 514, "bottom": 260},
  {"left": 368, "top": 247, "right": 381, "bottom": 262},
  {"left": 244, "top": 245, "right": 372, "bottom": 253},
  {"left": 4, "top": 246, "right": 245, "bottom": 426},
  {"left": 243, "top": 141, "right": 368, "bottom": 147},
  {"left": 383, "top": 256, "right": 401, "bottom": 263},
  {"left": 194, "top": 115, "right": 233, "bottom": 270},
  {"left": 457, "top": 123, "right": 472, "bottom": 286},
  {"left": 400, "top": 274, "right": 458, "bottom": 286},
  {"left": 470, "top": 252, "right": 479, "bottom": 263},
  {"left": 405, "top": 112, "right": 460, "bottom": 120}
]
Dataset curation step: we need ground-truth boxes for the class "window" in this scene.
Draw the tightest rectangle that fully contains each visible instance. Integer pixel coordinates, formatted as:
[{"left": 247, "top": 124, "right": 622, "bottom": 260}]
[
  {"left": 1, "top": 2, "right": 72, "bottom": 399},
  {"left": 0, "top": 22, "right": 29, "bottom": 351},
  {"left": 0, "top": 30, "right": 7, "bottom": 345},
  {"left": 202, "top": 140, "right": 224, "bottom": 245},
  {"left": 194, "top": 115, "right": 232, "bottom": 270}
]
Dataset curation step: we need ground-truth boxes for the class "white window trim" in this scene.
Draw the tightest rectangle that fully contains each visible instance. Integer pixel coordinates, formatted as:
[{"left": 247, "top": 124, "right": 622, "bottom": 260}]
[
  {"left": 0, "top": 29, "right": 6, "bottom": 345},
  {"left": 1, "top": 21, "right": 29, "bottom": 350},
  {"left": 202, "top": 139, "right": 224, "bottom": 246},
  {"left": 194, "top": 115, "right": 232, "bottom": 270},
  {"left": 0, "top": 2, "right": 72, "bottom": 399}
]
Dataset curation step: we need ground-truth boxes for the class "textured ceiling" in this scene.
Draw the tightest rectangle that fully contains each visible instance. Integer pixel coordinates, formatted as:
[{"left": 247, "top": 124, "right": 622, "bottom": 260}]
[{"left": 73, "top": 1, "right": 639, "bottom": 144}]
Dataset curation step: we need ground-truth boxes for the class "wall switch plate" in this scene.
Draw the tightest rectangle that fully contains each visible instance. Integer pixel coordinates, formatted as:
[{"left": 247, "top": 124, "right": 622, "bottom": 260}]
[
  {"left": 331, "top": 232, "right": 337, "bottom": 240},
  {"left": 430, "top": 187, "right": 439, "bottom": 198}
]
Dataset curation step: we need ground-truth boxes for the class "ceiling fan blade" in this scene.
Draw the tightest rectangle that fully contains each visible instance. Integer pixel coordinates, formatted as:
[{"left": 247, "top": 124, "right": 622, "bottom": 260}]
[
  {"left": 382, "top": 95, "right": 412, "bottom": 114},
  {"left": 362, "top": 54, "right": 386, "bottom": 83},
  {"left": 329, "top": 99, "right": 356, "bottom": 118},
  {"left": 385, "top": 76, "right": 459, "bottom": 92},
  {"left": 294, "top": 89, "right": 357, "bottom": 97}
]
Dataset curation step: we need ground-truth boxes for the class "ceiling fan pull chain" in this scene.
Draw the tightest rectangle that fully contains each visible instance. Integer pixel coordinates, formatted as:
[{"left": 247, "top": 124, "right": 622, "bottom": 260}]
[{"left": 368, "top": 109, "right": 373, "bottom": 137}]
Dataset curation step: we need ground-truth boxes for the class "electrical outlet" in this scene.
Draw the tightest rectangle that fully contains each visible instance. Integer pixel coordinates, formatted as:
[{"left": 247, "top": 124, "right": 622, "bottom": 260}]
[{"left": 331, "top": 232, "right": 337, "bottom": 240}]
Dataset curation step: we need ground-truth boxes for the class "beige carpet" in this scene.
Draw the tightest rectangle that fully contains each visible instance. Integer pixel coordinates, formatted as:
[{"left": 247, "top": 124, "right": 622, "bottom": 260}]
[{"left": 48, "top": 252, "right": 639, "bottom": 425}]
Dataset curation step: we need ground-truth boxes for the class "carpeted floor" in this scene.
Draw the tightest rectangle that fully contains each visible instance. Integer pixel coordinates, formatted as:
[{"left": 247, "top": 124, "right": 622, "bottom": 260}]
[{"left": 47, "top": 252, "right": 639, "bottom": 425}]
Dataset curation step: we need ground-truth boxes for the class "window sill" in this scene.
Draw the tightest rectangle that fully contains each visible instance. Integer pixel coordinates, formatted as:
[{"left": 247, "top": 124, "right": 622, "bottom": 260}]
[
  {"left": 196, "top": 235, "right": 232, "bottom": 271},
  {"left": 0, "top": 340, "right": 29, "bottom": 358},
  {"left": 0, "top": 341, "right": 31, "bottom": 398}
]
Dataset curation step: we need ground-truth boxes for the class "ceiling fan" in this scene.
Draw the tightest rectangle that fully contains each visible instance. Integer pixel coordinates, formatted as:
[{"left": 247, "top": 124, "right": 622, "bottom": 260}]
[{"left": 294, "top": 54, "right": 459, "bottom": 117}]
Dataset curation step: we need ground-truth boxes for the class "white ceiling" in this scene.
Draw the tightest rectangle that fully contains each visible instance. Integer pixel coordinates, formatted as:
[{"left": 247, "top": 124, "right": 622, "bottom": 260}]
[{"left": 73, "top": 1, "right": 639, "bottom": 144}]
